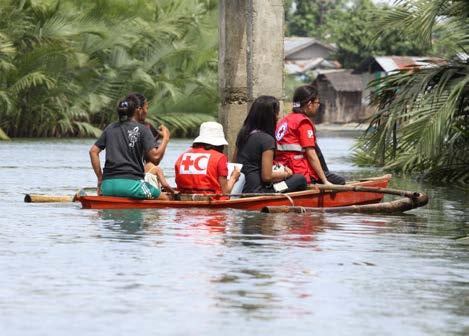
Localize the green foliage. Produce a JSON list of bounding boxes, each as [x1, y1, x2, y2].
[[354, 0, 469, 183], [285, 0, 430, 68], [327, 0, 429, 68], [0, 0, 218, 138], [285, 0, 345, 39]]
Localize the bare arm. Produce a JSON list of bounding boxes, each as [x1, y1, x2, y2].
[[153, 166, 175, 194], [305, 147, 331, 185], [219, 168, 241, 194], [261, 150, 292, 183], [146, 125, 170, 165], [89, 145, 103, 193]]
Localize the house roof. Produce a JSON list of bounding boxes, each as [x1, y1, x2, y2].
[[316, 69, 364, 92], [355, 56, 446, 73], [284, 37, 335, 58]]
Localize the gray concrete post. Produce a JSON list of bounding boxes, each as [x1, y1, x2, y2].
[[219, 0, 284, 159], [247, 0, 284, 101], [218, 0, 248, 160]]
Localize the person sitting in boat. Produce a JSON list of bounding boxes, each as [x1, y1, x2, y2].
[[174, 122, 241, 196], [275, 85, 345, 185], [128, 93, 175, 194], [234, 95, 307, 193], [89, 93, 170, 199]]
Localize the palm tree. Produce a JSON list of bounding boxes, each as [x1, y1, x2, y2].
[[354, 0, 469, 184], [0, 0, 218, 139]]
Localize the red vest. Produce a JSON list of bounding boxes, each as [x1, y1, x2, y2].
[[175, 147, 225, 194], [275, 112, 318, 183]]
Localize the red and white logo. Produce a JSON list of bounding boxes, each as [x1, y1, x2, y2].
[[179, 153, 210, 174], [276, 122, 288, 141]]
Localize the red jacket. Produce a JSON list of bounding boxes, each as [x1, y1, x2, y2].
[[275, 112, 319, 183], [175, 147, 227, 194]]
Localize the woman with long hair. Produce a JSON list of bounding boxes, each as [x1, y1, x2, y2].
[[235, 95, 307, 193], [275, 85, 345, 185], [89, 93, 171, 199]]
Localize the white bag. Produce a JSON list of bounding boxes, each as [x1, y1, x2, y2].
[[144, 172, 160, 189]]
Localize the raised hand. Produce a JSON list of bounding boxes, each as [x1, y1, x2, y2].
[[158, 125, 170, 141]]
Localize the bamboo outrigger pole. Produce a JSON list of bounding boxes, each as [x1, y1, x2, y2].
[[24, 194, 76, 203], [262, 190, 429, 214]]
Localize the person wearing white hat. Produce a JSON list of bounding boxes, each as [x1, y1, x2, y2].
[[174, 122, 240, 196]]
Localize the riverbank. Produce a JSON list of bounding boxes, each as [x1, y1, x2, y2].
[[316, 122, 368, 132], [0, 123, 368, 142]]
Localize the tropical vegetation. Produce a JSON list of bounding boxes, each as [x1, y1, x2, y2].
[[285, 0, 430, 69], [354, 0, 469, 183], [0, 0, 218, 140]]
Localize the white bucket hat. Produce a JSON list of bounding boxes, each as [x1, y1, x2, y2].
[[193, 121, 228, 146]]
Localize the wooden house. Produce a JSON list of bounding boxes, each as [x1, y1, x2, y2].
[[313, 70, 365, 123]]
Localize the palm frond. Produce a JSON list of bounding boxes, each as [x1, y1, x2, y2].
[[355, 59, 469, 181], [10, 71, 56, 94], [148, 112, 215, 137]]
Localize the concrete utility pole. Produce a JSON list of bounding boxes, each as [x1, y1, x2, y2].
[[219, 0, 284, 159]]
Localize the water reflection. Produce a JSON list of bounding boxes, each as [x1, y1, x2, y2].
[[211, 264, 278, 316], [95, 209, 161, 239], [229, 212, 332, 248]]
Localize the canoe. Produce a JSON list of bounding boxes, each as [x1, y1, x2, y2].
[[76, 174, 392, 211]]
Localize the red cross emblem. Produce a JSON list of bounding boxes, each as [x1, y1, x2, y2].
[[179, 153, 210, 174]]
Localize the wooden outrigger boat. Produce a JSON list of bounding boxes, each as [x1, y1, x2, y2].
[[25, 174, 428, 213], [75, 174, 420, 211]]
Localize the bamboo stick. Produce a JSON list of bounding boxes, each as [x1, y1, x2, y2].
[[262, 193, 429, 214], [308, 184, 420, 199], [24, 194, 76, 203], [178, 185, 418, 200]]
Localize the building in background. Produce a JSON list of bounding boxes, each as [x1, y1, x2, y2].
[[284, 37, 340, 77], [313, 69, 365, 124], [355, 56, 446, 105]]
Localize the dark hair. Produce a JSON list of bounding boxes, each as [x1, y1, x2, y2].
[[292, 85, 318, 113], [235, 95, 279, 151], [117, 93, 147, 122], [193, 143, 224, 153], [133, 93, 146, 108]]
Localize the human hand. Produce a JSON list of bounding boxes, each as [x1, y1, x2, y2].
[[158, 125, 170, 141], [323, 180, 333, 186], [161, 182, 176, 194], [285, 166, 293, 177], [231, 167, 241, 181], [97, 179, 102, 195]]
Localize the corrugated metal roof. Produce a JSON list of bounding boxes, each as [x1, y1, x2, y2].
[[316, 70, 364, 92], [374, 56, 446, 72]]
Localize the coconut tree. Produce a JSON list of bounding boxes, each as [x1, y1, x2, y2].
[[354, 0, 469, 184]]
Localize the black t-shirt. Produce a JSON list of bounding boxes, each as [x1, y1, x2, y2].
[[236, 131, 276, 193], [95, 121, 156, 180]]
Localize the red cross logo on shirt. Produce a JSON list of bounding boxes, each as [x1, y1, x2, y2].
[[181, 155, 194, 170], [179, 153, 210, 174]]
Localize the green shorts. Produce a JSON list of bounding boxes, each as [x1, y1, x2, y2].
[[101, 178, 161, 199]]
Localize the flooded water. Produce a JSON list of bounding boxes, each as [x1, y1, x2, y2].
[[0, 133, 468, 336]]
